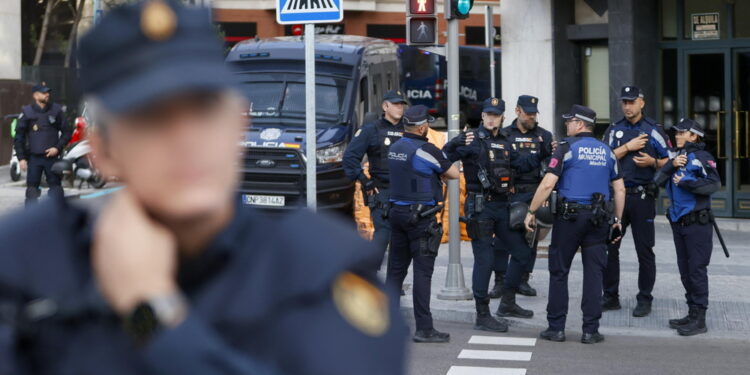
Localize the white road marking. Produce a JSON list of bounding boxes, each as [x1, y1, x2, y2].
[[458, 349, 532, 361], [468, 336, 537, 347], [446, 366, 527, 375]]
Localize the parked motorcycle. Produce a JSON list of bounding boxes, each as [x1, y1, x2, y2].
[[51, 139, 107, 189], [4, 114, 23, 182]]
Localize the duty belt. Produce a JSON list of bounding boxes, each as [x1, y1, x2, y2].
[[672, 209, 713, 226], [626, 186, 646, 194], [467, 191, 507, 202]]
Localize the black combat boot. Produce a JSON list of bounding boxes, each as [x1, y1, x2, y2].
[[632, 300, 652, 317], [413, 328, 450, 343], [496, 288, 534, 318], [669, 306, 697, 329], [517, 273, 537, 297], [488, 272, 505, 299], [601, 294, 621, 311], [677, 308, 707, 336], [474, 298, 508, 332]]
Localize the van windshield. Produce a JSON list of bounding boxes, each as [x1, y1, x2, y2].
[[238, 73, 349, 125], [399, 47, 438, 81]]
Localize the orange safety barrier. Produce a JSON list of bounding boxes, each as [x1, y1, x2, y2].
[[352, 128, 471, 242]]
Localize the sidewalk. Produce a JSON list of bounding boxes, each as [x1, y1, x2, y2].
[[385, 221, 750, 340]]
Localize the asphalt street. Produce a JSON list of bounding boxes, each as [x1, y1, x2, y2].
[[406, 318, 749, 375]]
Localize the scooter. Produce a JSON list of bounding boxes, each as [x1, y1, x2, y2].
[[4, 114, 23, 182], [52, 139, 107, 189]]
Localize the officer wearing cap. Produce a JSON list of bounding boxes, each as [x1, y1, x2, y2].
[[654, 118, 720, 336], [443, 97, 544, 333], [343, 89, 407, 263], [525, 104, 625, 344], [0, 1, 406, 374], [386, 105, 459, 343], [489, 95, 554, 299], [601, 86, 671, 317], [14, 83, 72, 205]]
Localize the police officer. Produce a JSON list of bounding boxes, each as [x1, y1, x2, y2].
[[489, 95, 554, 299], [601, 86, 670, 317], [14, 83, 72, 205], [525, 104, 625, 344], [386, 105, 459, 343], [654, 118, 720, 336], [0, 2, 406, 374], [343, 89, 406, 262], [443, 98, 542, 332]]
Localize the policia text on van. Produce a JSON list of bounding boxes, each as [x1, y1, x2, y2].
[[226, 36, 400, 211]]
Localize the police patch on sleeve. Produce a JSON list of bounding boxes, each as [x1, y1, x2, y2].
[[615, 130, 624, 139], [332, 272, 390, 337]]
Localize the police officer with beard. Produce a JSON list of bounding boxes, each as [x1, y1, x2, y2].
[[443, 98, 542, 333], [654, 118, 720, 336], [14, 84, 72, 205], [344, 90, 407, 263], [601, 86, 670, 317], [386, 105, 459, 343], [489, 95, 553, 299], [525, 104, 625, 344]]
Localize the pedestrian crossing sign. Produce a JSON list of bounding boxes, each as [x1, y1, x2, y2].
[[276, 0, 344, 25]]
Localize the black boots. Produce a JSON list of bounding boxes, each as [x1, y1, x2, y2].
[[413, 328, 450, 343], [539, 328, 565, 342], [601, 294, 622, 311], [632, 300, 652, 317], [488, 272, 505, 299], [496, 288, 534, 318], [581, 331, 605, 344], [669, 306, 697, 329], [517, 273, 537, 297], [677, 308, 707, 336], [474, 298, 508, 332]]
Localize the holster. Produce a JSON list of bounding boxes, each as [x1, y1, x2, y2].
[[419, 220, 443, 257]]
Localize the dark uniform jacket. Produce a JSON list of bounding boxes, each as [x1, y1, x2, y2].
[[14, 103, 72, 160], [657, 142, 721, 221], [0, 199, 407, 375], [503, 120, 553, 200], [443, 125, 542, 195], [343, 116, 405, 187], [602, 116, 669, 187]]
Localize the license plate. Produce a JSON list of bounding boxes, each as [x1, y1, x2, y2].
[[242, 194, 285, 207]]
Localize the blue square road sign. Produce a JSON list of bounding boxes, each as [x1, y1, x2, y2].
[[276, 0, 344, 24]]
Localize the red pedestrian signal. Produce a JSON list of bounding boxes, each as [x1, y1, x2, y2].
[[409, 0, 434, 15]]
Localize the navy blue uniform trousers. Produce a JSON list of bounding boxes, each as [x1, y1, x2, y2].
[[603, 194, 656, 302], [547, 211, 608, 333], [386, 205, 437, 331], [25, 155, 63, 204], [370, 188, 392, 265], [670, 221, 713, 309], [467, 199, 532, 299], [492, 191, 539, 276]]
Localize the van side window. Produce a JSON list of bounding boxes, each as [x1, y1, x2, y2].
[[359, 77, 368, 125], [373, 74, 381, 106]]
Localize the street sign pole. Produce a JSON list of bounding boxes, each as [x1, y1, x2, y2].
[[305, 23, 317, 210], [438, 14, 472, 301], [485, 5, 495, 97]]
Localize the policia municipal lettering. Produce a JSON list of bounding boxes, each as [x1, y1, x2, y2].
[[14, 84, 72, 205], [386, 105, 460, 343], [443, 98, 544, 333], [343, 90, 407, 264], [654, 118, 721, 337]]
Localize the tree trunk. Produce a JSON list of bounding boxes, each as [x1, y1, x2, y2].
[[64, 0, 86, 68], [33, 0, 60, 66]]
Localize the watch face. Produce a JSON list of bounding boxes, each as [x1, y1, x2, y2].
[[125, 302, 159, 344]]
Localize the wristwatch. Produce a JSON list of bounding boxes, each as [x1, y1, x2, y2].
[[123, 293, 188, 345]]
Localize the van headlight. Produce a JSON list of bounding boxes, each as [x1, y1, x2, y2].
[[316, 143, 346, 164]]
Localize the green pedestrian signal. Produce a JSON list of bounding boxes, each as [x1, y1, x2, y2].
[[447, 0, 473, 20]]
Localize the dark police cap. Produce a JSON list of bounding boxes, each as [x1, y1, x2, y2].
[[383, 89, 408, 104], [620, 86, 644, 100], [517, 95, 539, 113], [32, 83, 51, 93], [404, 105, 435, 125], [482, 97, 505, 114], [673, 117, 705, 137], [78, 0, 234, 114], [562, 104, 596, 123]]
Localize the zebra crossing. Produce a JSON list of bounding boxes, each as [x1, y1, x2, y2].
[[445, 335, 536, 375]]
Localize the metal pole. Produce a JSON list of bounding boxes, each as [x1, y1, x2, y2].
[[93, 0, 102, 24], [438, 16, 472, 301], [305, 24, 317, 210], [485, 5, 496, 97]]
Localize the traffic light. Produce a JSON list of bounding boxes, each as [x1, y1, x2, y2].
[[446, 0, 474, 20], [406, 0, 437, 46]]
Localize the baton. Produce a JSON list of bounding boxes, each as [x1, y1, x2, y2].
[[712, 220, 730, 258]]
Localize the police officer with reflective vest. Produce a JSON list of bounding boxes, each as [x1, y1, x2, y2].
[[14, 84, 72, 205], [489, 95, 554, 299], [654, 118, 720, 336], [525, 104, 625, 344], [386, 105, 459, 343], [601, 86, 670, 317], [443, 98, 542, 333], [343, 90, 407, 262]]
